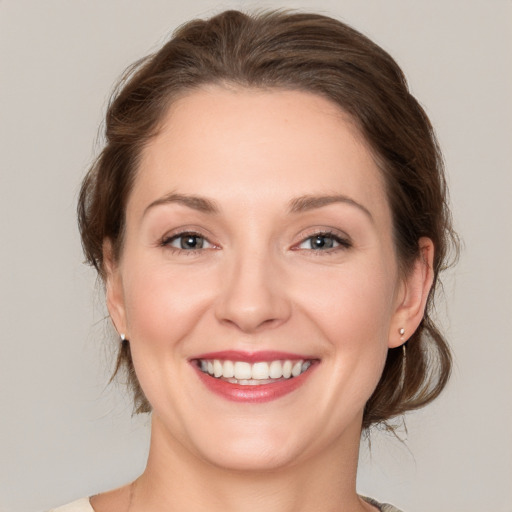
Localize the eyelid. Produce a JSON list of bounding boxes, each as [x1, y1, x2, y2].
[[291, 228, 353, 251], [159, 227, 219, 252], [157, 226, 351, 253]]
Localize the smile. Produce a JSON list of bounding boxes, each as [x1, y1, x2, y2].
[[197, 358, 313, 385], [192, 351, 318, 403]]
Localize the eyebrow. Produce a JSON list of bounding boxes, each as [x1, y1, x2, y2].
[[143, 193, 220, 216], [288, 194, 373, 222], [143, 192, 373, 221]]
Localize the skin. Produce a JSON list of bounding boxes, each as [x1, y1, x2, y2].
[[93, 87, 434, 512]]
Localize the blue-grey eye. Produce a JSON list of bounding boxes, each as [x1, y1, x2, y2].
[[311, 235, 334, 249], [165, 233, 211, 250], [180, 235, 204, 249], [298, 233, 349, 250]]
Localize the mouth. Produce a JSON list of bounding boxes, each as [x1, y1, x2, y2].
[[195, 358, 313, 385], [191, 351, 318, 403]]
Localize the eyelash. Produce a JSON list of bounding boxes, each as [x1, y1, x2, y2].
[[160, 230, 352, 254], [294, 231, 352, 253], [160, 231, 215, 254]]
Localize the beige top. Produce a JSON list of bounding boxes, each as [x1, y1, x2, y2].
[[48, 496, 403, 512], [48, 498, 93, 512]]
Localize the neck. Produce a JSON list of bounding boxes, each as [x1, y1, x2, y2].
[[132, 414, 369, 512]]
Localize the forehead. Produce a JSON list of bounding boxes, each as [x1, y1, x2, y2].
[[132, 86, 390, 221]]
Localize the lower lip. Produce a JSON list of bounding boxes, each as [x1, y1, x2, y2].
[[193, 364, 317, 403]]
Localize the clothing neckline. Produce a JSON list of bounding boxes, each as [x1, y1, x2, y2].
[[84, 495, 386, 512]]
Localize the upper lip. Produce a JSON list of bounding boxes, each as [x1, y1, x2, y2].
[[191, 350, 317, 363]]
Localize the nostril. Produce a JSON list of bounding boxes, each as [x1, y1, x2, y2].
[[219, 315, 281, 333], [214, 259, 292, 332]]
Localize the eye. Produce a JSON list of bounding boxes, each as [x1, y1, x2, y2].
[[162, 232, 214, 251], [297, 232, 351, 251]]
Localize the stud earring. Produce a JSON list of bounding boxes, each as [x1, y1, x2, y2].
[[120, 333, 126, 341], [399, 327, 405, 336]]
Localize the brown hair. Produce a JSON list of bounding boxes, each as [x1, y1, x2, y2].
[[78, 10, 458, 428]]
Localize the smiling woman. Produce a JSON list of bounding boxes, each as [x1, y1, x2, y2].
[[55, 9, 457, 512]]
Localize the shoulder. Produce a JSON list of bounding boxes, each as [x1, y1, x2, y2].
[[362, 496, 404, 512], [47, 498, 94, 512]]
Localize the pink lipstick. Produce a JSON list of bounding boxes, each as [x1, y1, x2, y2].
[[191, 351, 318, 403]]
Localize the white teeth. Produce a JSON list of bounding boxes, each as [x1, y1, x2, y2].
[[223, 360, 234, 378], [213, 360, 223, 378], [251, 362, 269, 379], [234, 361, 252, 380], [282, 360, 292, 378], [291, 361, 302, 377], [239, 379, 260, 386], [199, 358, 313, 382], [269, 360, 283, 379]]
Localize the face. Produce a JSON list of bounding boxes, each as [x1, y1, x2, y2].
[[106, 87, 424, 471]]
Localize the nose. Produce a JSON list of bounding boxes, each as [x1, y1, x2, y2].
[[214, 249, 292, 333]]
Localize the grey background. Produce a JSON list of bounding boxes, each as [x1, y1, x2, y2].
[[1, 1, 511, 511]]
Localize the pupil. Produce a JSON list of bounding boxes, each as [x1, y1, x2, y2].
[[312, 236, 332, 249], [181, 235, 202, 249]]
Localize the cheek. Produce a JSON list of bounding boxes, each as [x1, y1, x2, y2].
[[121, 257, 217, 350], [294, 259, 396, 401], [119, 257, 220, 417], [299, 261, 396, 344]]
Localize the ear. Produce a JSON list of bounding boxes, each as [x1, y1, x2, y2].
[[103, 239, 127, 338], [388, 237, 435, 348]]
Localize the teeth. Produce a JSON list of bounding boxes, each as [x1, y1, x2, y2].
[[291, 361, 302, 377], [302, 361, 311, 372], [199, 358, 313, 383], [239, 379, 260, 386], [282, 360, 292, 378], [223, 360, 234, 378], [251, 362, 269, 379], [234, 361, 252, 380], [213, 360, 223, 378], [269, 360, 283, 379]]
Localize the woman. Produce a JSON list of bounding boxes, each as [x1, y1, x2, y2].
[[52, 9, 456, 512]]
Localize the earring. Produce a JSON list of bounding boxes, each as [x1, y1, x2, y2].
[[120, 333, 126, 342], [399, 327, 405, 336]]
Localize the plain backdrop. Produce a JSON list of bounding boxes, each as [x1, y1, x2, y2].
[[1, 1, 511, 511]]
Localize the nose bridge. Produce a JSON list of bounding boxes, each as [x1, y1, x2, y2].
[[215, 241, 290, 332]]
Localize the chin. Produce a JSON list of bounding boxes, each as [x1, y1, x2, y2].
[[197, 435, 304, 472], [155, 409, 310, 472]]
